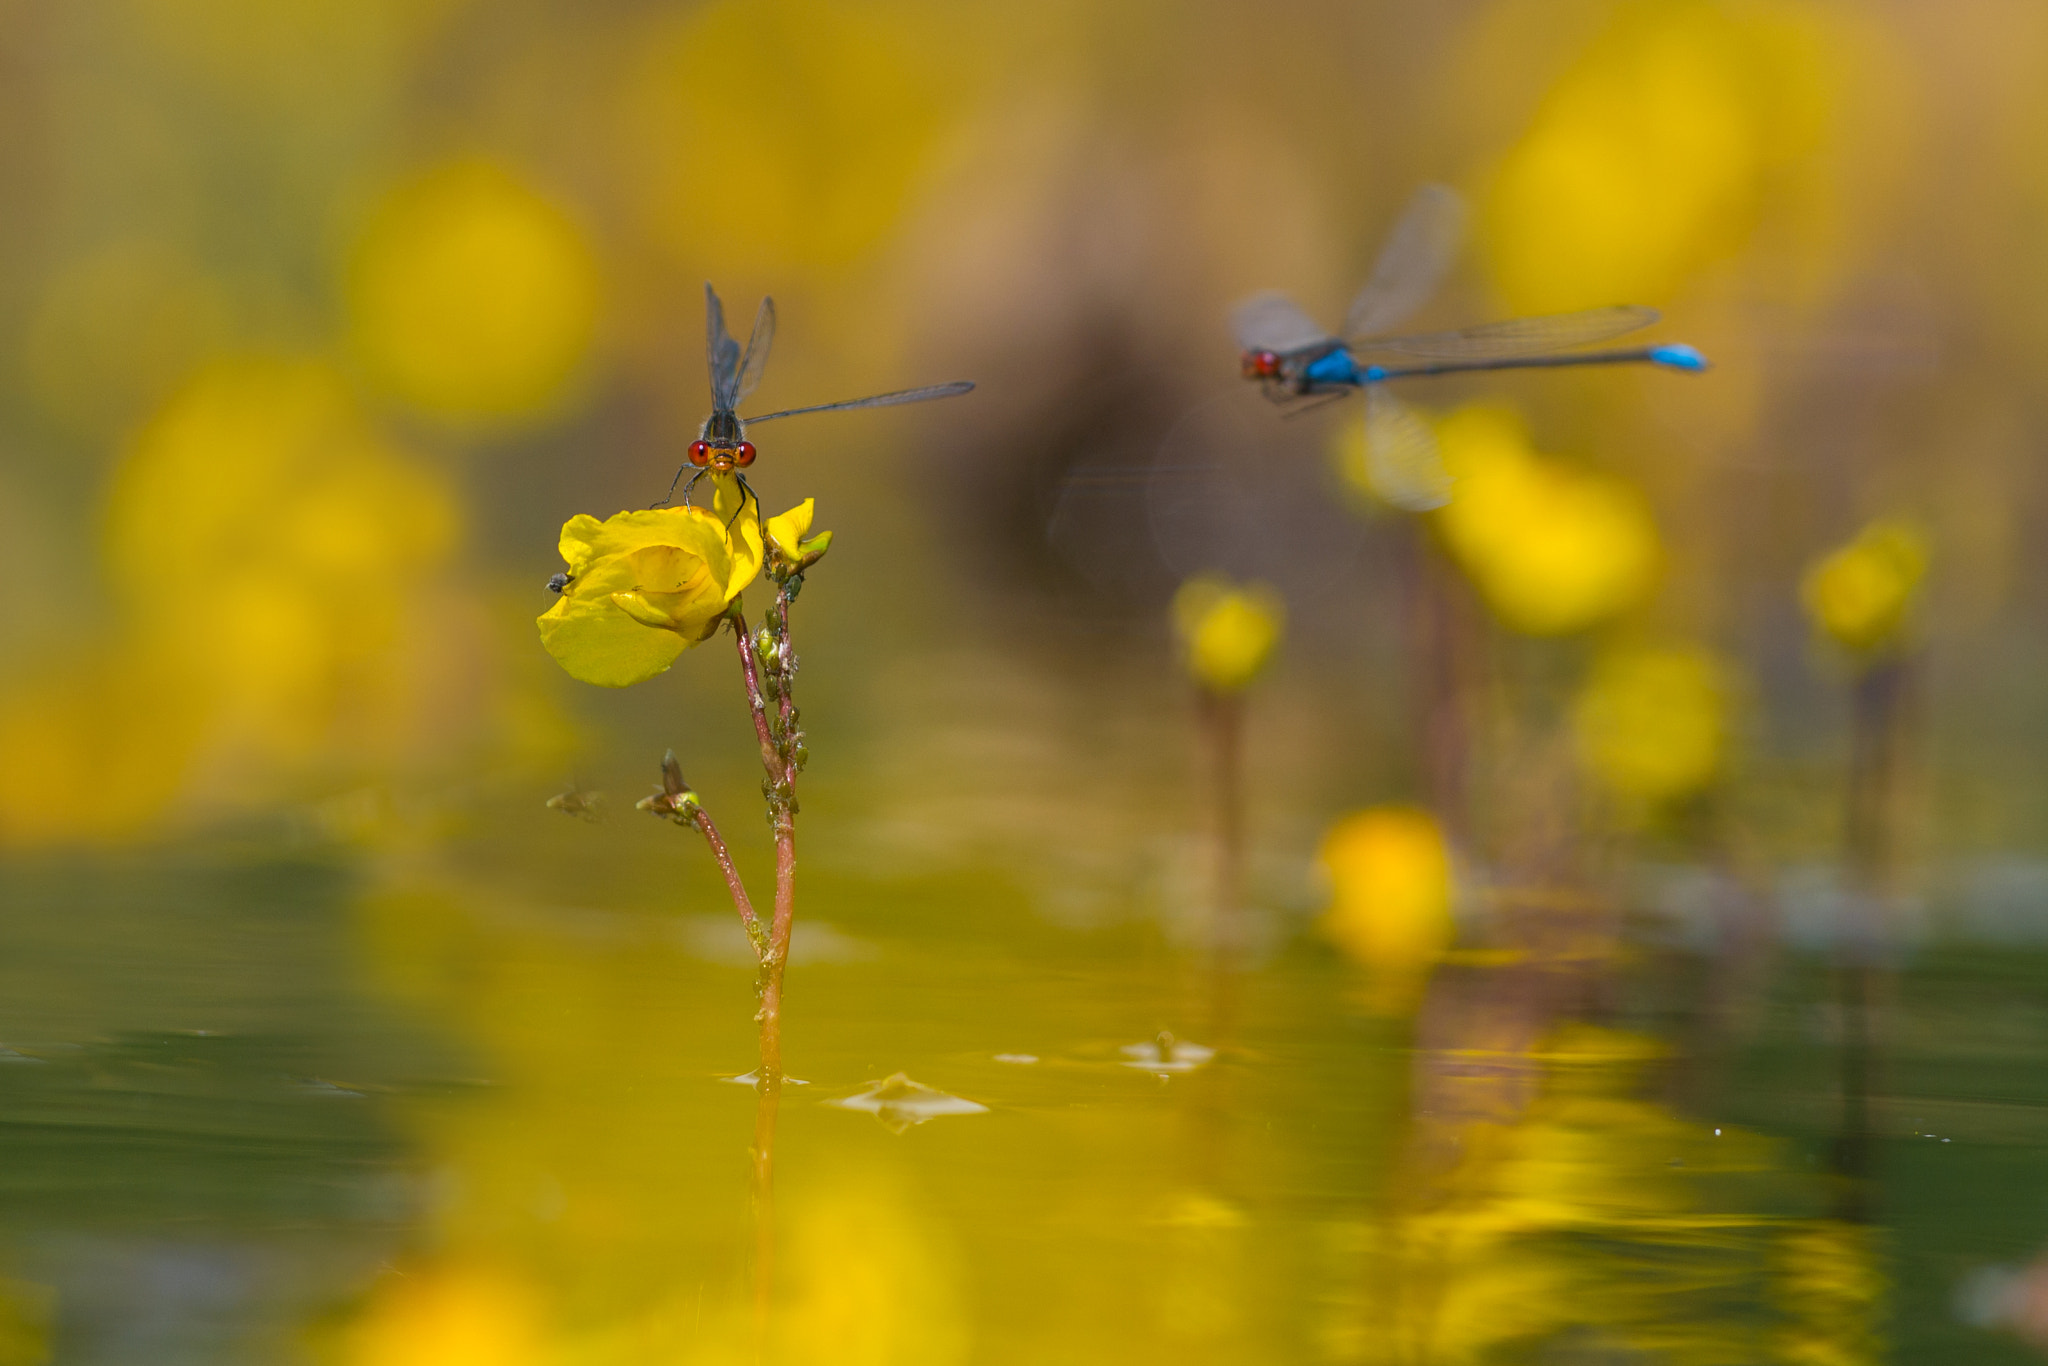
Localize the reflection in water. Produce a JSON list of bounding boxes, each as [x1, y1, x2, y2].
[[1373, 1008, 1886, 1366], [825, 1075, 990, 1135]]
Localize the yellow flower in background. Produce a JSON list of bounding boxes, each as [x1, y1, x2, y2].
[[1434, 404, 1659, 636], [2, 353, 556, 846], [345, 1266, 543, 1366], [1479, 0, 1854, 312], [0, 645, 207, 847], [766, 497, 835, 567], [626, 0, 967, 273], [349, 160, 600, 425], [1572, 644, 1731, 806], [1171, 575, 1284, 694], [107, 357, 462, 757], [1801, 519, 1928, 655], [1317, 806, 1454, 1013], [774, 1180, 970, 1366], [538, 480, 768, 688]]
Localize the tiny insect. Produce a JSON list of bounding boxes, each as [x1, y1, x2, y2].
[[547, 572, 571, 594], [545, 786, 603, 821], [635, 749, 700, 823], [660, 283, 976, 516], [1235, 184, 1709, 511]]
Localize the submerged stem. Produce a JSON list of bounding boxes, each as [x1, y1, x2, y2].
[[1201, 688, 1246, 1039]]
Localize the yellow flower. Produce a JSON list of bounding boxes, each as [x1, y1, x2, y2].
[[1801, 519, 1928, 655], [1572, 644, 1731, 806], [1318, 807, 1455, 1013], [349, 160, 600, 426], [1434, 404, 1660, 636], [1171, 574, 1284, 694], [538, 481, 763, 688], [345, 1266, 542, 1366], [765, 497, 834, 567]]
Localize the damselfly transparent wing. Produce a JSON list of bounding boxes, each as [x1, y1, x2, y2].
[[1342, 184, 1466, 342], [1371, 305, 1660, 360], [1364, 386, 1451, 511], [705, 283, 743, 410], [1231, 291, 1336, 354], [1045, 379, 1374, 601], [743, 382, 974, 425], [734, 296, 776, 405]]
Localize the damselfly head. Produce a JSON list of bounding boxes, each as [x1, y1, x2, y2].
[[1241, 350, 1281, 380], [689, 442, 751, 472], [547, 572, 571, 594]]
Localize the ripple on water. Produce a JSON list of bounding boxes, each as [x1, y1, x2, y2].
[[826, 1073, 990, 1134], [1120, 1032, 1214, 1077]]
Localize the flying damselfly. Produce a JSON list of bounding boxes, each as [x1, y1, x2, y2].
[[661, 282, 976, 516], [1234, 184, 1708, 511]]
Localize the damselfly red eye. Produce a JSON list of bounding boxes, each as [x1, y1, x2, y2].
[[734, 441, 756, 468], [688, 440, 711, 467]]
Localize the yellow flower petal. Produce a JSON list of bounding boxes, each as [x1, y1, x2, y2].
[[537, 593, 688, 687], [766, 499, 815, 560], [557, 514, 606, 574]]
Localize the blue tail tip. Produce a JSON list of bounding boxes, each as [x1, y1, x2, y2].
[[1650, 343, 1710, 372]]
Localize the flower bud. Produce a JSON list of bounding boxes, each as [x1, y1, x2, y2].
[[1801, 519, 1928, 656], [1171, 574, 1284, 694]]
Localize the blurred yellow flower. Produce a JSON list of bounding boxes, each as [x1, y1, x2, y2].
[[766, 497, 834, 567], [1480, 1, 1852, 312], [774, 1180, 970, 1366], [349, 160, 600, 425], [538, 481, 766, 688], [1434, 404, 1659, 636], [1572, 644, 1730, 806], [1318, 806, 1454, 1012], [345, 1266, 542, 1366], [1801, 519, 1928, 655], [1171, 575, 1283, 695], [627, 0, 966, 273], [104, 356, 467, 767], [0, 644, 205, 847]]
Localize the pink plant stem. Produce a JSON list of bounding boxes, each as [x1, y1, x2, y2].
[[693, 809, 766, 953], [731, 609, 781, 778], [728, 594, 802, 1343]]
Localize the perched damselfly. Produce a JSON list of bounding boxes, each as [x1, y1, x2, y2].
[[662, 283, 975, 514]]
